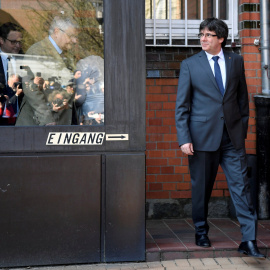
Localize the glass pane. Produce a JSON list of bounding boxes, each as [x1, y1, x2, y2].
[[146, 0, 228, 20], [203, 0, 214, 19], [0, 0, 104, 126], [156, 0, 168, 19], [204, 0, 228, 19], [145, 0, 184, 20], [219, 0, 228, 20], [172, 0, 184, 20], [146, 0, 152, 19], [188, 0, 200, 19]]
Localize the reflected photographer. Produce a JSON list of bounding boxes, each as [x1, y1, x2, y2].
[[16, 16, 78, 126]]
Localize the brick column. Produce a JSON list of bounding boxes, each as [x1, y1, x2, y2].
[[239, 0, 261, 155]]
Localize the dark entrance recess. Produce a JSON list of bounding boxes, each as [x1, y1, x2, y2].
[[0, 0, 145, 267]]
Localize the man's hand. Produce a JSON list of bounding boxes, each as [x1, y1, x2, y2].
[[33, 76, 44, 91], [180, 143, 194, 155], [52, 99, 69, 112], [62, 99, 69, 110], [16, 86, 23, 96], [33, 76, 44, 85]]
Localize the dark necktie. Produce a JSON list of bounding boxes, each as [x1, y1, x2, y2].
[[6, 57, 9, 86], [212, 56, 224, 96]]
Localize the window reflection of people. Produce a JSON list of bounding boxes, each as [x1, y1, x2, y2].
[[0, 22, 23, 125], [16, 16, 78, 126], [83, 81, 104, 125]]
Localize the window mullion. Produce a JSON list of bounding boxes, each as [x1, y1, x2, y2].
[[185, 0, 188, 46], [169, 0, 172, 46], [231, 0, 234, 43], [200, 0, 203, 20], [153, 0, 156, 46]]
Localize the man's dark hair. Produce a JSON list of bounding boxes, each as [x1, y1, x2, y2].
[[199, 17, 228, 48], [0, 22, 22, 39]]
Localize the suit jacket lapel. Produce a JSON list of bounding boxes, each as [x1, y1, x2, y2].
[[224, 51, 232, 94], [0, 55, 6, 86], [198, 50, 220, 93]]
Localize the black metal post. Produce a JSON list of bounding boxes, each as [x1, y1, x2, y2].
[[254, 96, 270, 219]]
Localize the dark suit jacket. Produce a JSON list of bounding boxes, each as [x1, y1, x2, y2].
[[0, 55, 6, 87], [175, 50, 249, 151]]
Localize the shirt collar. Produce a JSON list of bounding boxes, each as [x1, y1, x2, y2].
[[205, 48, 224, 61], [48, 35, 62, 55], [0, 49, 9, 61]]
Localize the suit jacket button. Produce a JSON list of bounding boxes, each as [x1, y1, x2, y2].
[[221, 117, 224, 120]]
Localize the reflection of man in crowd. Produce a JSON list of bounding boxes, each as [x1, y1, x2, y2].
[[75, 55, 104, 125], [73, 70, 81, 80], [25, 16, 77, 62], [16, 16, 78, 126], [8, 74, 24, 120], [0, 22, 23, 125], [8, 73, 20, 88]]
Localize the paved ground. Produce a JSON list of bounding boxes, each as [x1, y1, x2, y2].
[[8, 257, 270, 270], [2, 219, 270, 270], [146, 219, 270, 261]]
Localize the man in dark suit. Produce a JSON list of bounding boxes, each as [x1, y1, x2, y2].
[[175, 18, 265, 258], [0, 22, 23, 125]]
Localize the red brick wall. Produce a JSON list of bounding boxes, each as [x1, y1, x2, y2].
[[146, 0, 261, 201], [239, 0, 261, 155], [146, 78, 191, 200]]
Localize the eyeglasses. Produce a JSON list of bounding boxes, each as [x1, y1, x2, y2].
[[59, 29, 77, 40], [5, 38, 22, 46], [198, 33, 217, 39]]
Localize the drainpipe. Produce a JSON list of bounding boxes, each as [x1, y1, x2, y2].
[[260, 0, 270, 95], [254, 0, 270, 219]]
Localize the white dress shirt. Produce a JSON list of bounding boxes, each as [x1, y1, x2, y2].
[[0, 50, 16, 83], [205, 49, 226, 90], [49, 35, 62, 55], [0, 50, 10, 83]]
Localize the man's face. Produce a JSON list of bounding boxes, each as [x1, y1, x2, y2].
[[0, 31, 22, 54], [74, 70, 81, 79], [66, 85, 74, 94], [56, 27, 77, 51], [8, 74, 19, 88], [200, 28, 223, 55]]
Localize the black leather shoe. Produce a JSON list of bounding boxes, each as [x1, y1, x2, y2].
[[238, 240, 266, 259], [195, 234, 211, 247]]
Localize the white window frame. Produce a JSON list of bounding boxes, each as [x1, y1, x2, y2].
[[145, 0, 238, 47]]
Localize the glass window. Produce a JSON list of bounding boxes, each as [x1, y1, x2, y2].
[[145, 0, 234, 46], [188, 0, 200, 20], [0, 0, 104, 126], [145, 0, 228, 20], [146, 0, 185, 19]]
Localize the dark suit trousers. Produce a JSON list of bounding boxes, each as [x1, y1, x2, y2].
[[188, 127, 257, 242]]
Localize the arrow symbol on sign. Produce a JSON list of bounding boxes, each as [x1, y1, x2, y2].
[[108, 135, 126, 139], [106, 134, 129, 141]]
